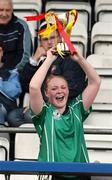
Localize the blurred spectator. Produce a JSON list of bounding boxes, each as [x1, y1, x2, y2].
[[0, 0, 33, 71], [0, 41, 22, 125], [7, 106, 32, 127]]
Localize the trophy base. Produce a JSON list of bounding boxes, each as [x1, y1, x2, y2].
[[53, 42, 70, 56], [52, 51, 70, 56]]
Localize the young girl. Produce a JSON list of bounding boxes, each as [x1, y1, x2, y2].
[[29, 48, 101, 180]]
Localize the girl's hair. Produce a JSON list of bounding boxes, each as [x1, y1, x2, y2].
[[44, 74, 68, 90]]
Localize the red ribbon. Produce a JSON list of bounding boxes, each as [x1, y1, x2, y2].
[[25, 13, 45, 21], [55, 15, 76, 55]]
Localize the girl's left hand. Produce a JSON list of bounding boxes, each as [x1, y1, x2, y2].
[[71, 50, 84, 63]]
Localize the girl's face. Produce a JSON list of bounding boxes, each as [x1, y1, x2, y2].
[[45, 76, 69, 111]]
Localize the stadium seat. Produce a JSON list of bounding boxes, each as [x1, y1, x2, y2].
[[0, 137, 10, 161], [22, 93, 29, 107], [91, 22, 112, 55], [9, 174, 40, 180], [84, 76, 112, 168], [45, 1, 91, 32], [84, 112, 112, 164], [0, 175, 6, 180], [92, 77, 112, 111], [13, 0, 42, 46], [71, 22, 88, 57], [9, 174, 52, 180], [13, 0, 42, 10], [84, 111, 112, 129], [86, 54, 112, 76], [95, 0, 112, 22], [14, 124, 40, 161], [85, 133, 112, 163]]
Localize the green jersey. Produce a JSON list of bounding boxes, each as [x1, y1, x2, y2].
[[31, 94, 91, 163]]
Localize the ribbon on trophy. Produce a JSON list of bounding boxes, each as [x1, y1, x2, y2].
[[25, 9, 78, 57]]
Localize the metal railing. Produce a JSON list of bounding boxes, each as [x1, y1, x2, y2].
[[0, 126, 112, 134]]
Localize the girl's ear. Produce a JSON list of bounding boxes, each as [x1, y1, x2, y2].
[[44, 90, 49, 102], [45, 90, 48, 98]]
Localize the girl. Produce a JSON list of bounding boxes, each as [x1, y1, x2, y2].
[[29, 48, 101, 180]]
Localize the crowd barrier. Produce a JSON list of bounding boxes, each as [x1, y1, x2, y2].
[[0, 161, 112, 176], [0, 127, 112, 177], [0, 127, 112, 134]]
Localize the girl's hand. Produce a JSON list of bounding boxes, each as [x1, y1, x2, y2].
[[46, 47, 57, 62], [71, 50, 85, 63]]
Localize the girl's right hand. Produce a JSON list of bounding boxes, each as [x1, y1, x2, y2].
[[46, 47, 57, 62]]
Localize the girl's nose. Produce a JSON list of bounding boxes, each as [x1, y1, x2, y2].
[[58, 88, 62, 93]]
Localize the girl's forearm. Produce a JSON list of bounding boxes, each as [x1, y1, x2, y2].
[[72, 54, 100, 85], [29, 57, 53, 90]]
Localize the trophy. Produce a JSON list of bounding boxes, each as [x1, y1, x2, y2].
[[25, 9, 77, 57], [53, 42, 70, 56], [57, 12, 69, 27], [55, 10, 78, 57], [54, 12, 71, 56]]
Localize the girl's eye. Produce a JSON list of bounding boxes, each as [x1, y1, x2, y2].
[[52, 88, 57, 91], [62, 86, 66, 89]]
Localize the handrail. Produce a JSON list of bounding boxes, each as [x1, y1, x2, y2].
[[0, 127, 36, 133], [0, 161, 112, 176], [0, 127, 112, 134]]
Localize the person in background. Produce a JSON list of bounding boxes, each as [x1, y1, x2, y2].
[[0, 0, 33, 71], [29, 47, 101, 180], [0, 40, 22, 126]]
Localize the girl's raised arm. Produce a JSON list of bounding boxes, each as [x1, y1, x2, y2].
[[71, 51, 101, 111], [29, 48, 57, 114]]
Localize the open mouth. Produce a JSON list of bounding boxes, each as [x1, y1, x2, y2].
[[56, 95, 64, 101]]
